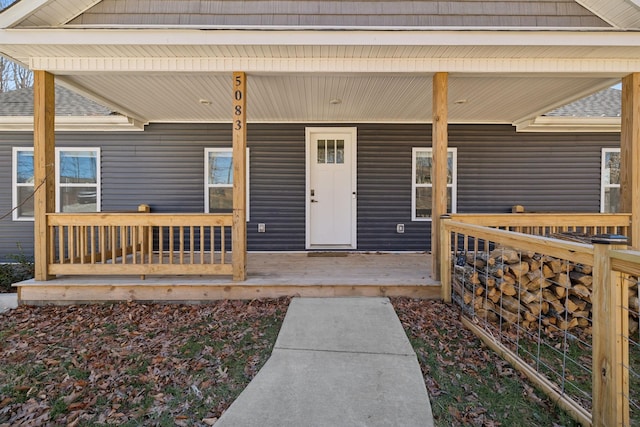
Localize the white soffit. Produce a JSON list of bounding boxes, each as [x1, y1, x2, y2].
[[576, 0, 640, 29]]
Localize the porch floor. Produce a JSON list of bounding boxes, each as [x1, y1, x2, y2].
[[17, 253, 440, 304]]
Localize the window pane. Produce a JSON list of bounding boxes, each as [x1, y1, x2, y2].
[[604, 151, 620, 185], [336, 140, 344, 164], [416, 152, 432, 184], [17, 186, 34, 218], [60, 187, 97, 213], [447, 152, 454, 184], [415, 187, 432, 218], [209, 188, 233, 213], [208, 152, 233, 185], [447, 187, 452, 212], [16, 151, 34, 184], [605, 187, 620, 213], [317, 140, 326, 164], [59, 151, 97, 184], [327, 139, 335, 163]]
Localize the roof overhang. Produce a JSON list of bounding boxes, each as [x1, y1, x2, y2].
[[0, 115, 144, 131], [515, 116, 621, 133], [0, 28, 636, 127]]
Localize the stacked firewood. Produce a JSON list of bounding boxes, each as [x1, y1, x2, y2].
[[452, 247, 640, 337]]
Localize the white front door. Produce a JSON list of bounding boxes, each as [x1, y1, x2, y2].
[[306, 127, 357, 249]]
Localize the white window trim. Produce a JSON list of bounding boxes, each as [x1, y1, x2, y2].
[[12, 147, 34, 221], [601, 147, 620, 213], [55, 147, 101, 213], [204, 147, 250, 221], [13, 147, 101, 221], [411, 147, 457, 222]]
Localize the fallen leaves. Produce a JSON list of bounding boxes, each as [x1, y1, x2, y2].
[[0, 298, 289, 426]]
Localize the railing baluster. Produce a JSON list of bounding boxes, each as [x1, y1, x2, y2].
[[49, 224, 56, 264], [189, 226, 194, 264], [148, 226, 153, 265], [158, 225, 164, 264], [210, 226, 215, 264], [68, 226, 75, 264], [111, 226, 117, 265], [179, 226, 185, 265], [121, 225, 127, 264], [132, 226, 138, 264], [221, 225, 226, 265], [200, 225, 205, 264], [169, 226, 174, 264]]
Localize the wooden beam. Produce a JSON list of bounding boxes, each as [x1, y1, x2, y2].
[[432, 72, 449, 281], [620, 73, 640, 248], [33, 70, 55, 281], [232, 72, 247, 281]]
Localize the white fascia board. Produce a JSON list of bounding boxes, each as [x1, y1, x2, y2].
[[0, 115, 145, 131], [0, 0, 51, 29], [515, 116, 621, 132], [3, 28, 640, 47], [27, 56, 640, 74]]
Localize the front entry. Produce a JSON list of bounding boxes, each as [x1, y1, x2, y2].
[[306, 127, 357, 249]]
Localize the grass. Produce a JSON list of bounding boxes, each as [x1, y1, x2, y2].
[[393, 298, 580, 427]]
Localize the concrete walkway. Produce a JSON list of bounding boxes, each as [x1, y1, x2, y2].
[[215, 297, 434, 426], [0, 293, 18, 314]]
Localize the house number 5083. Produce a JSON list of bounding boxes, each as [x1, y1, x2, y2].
[[234, 75, 244, 131]]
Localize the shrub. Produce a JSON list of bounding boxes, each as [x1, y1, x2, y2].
[[0, 252, 34, 293]]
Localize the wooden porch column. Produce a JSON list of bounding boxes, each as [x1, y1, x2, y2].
[[620, 73, 640, 248], [232, 72, 247, 281], [33, 70, 56, 281], [432, 72, 449, 281]]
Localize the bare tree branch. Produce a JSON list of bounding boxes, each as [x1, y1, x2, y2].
[[0, 55, 33, 92]]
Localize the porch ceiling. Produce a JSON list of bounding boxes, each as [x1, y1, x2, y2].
[[54, 73, 616, 125]]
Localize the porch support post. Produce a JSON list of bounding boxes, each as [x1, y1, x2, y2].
[[33, 70, 56, 281], [432, 72, 449, 282], [620, 73, 640, 248], [232, 71, 247, 281]]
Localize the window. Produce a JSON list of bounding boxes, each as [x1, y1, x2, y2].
[[601, 148, 620, 213], [12, 147, 101, 220], [205, 148, 249, 220], [12, 148, 34, 220], [317, 139, 345, 164], [412, 147, 457, 221]]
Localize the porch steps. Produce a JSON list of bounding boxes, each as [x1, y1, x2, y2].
[[15, 253, 441, 304]]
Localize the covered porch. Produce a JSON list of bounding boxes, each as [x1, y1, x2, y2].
[[3, 1, 640, 305], [16, 252, 439, 304]]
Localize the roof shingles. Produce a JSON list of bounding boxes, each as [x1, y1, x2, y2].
[[0, 85, 113, 117]]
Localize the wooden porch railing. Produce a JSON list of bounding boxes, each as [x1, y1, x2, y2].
[[46, 212, 234, 276], [440, 214, 639, 426], [447, 213, 631, 238]]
